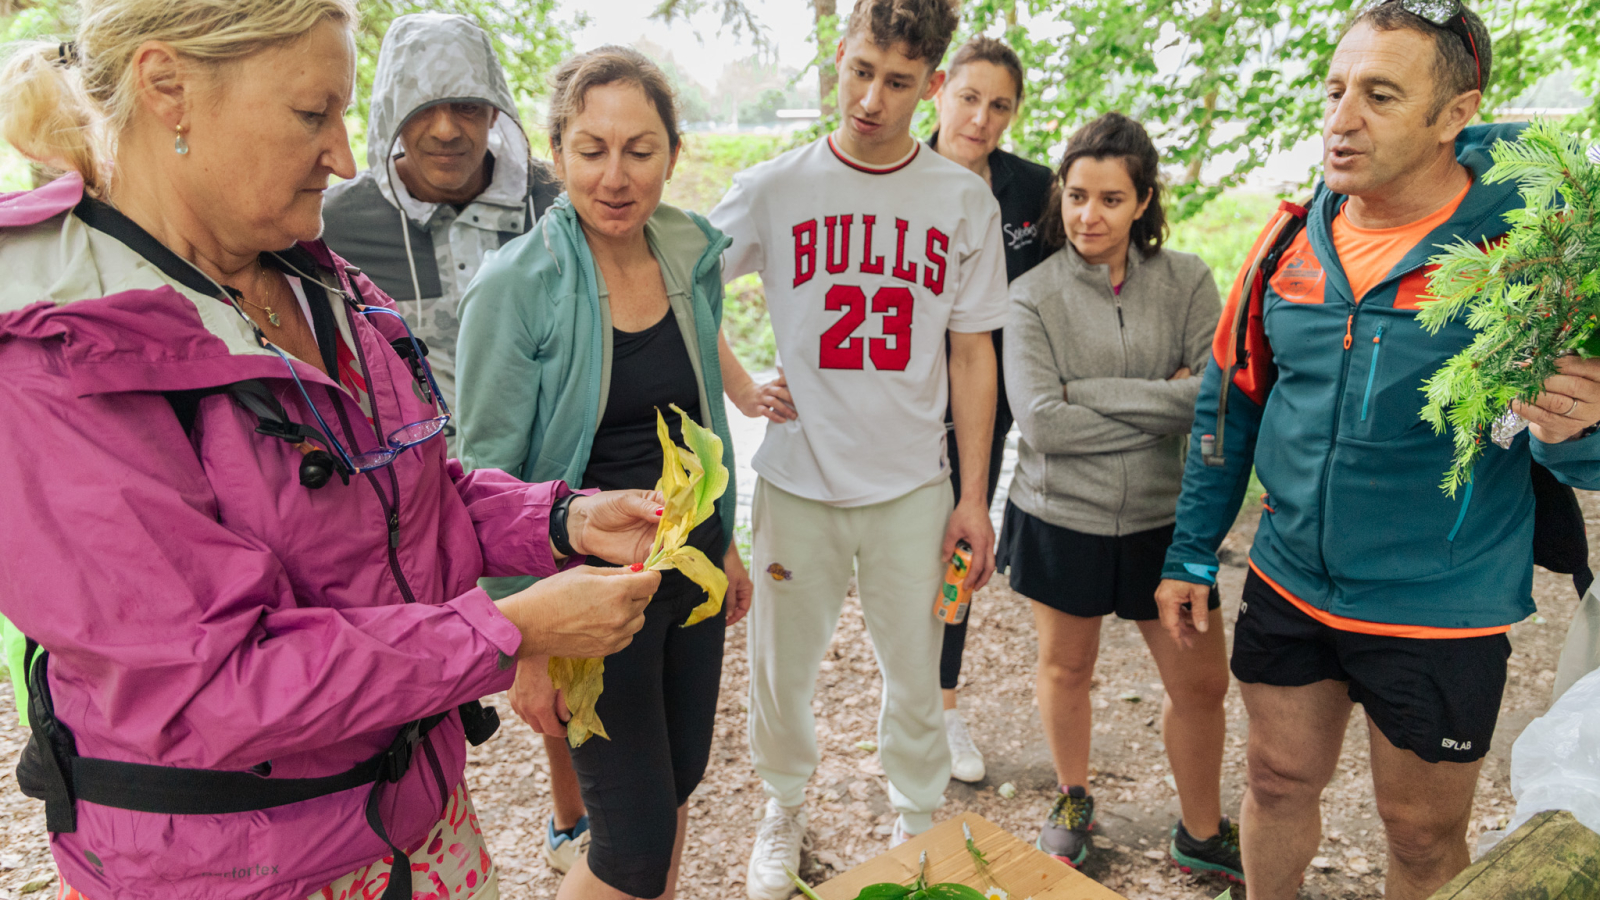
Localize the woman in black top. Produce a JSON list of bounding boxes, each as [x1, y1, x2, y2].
[[456, 48, 752, 900], [928, 36, 1054, 785]]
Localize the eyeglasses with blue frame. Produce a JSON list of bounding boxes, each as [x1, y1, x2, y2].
[[197, 250, 452, 479], [259, 303, 451, 477]]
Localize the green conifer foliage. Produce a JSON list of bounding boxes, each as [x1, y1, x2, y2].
[[1420, 121, 1600, 496]]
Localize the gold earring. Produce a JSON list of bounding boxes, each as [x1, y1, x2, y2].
[[174, 125, 189, 155]]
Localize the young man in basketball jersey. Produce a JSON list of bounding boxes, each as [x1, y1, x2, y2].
[[709, 1, 1009, 895]]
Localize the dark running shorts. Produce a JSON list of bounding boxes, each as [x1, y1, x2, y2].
[[997, 501, 1218, 621], [1231, 568, 1511, 764]]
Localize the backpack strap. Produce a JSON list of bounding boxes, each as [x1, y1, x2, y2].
[[1531, 461, 1594, 597], [165, 380, 333, 447], [1203, 199, 1308, 467]]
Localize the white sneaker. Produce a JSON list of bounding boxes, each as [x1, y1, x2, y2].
[[945, 709, 986, 783], [890, 816, 913, 848], [542, 814, 590, 874], [746, 799, 808, 900]]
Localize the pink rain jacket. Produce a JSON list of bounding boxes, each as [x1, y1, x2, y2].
[[0, 175, 570, 899]]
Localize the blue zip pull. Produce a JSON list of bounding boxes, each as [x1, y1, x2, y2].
[[1360, 325, 1386, 421]]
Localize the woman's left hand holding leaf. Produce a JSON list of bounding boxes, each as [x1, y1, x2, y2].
[[509, 655, 570, 738], [568, 489, 665, 565]]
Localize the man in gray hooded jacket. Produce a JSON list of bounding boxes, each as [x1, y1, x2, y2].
[[322, 12, 559, 413], [320, 10, 582, 871]]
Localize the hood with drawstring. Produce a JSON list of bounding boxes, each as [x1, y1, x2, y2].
[[321, 13, 558, 410], [363, 12, 532, 224]]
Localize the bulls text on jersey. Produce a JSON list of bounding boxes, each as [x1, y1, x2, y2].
[[791, 214, 949, 373]]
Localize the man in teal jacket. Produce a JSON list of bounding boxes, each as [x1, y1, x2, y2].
[[1156, 3, 1600, 898]]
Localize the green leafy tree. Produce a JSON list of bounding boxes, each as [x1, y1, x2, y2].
[[654, 0, 1600, 221], [960, 0, 1359, 220], [967, 0, 1600, 219], [1481, 0, 1600, 135]]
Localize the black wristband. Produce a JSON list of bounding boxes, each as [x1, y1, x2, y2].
[[549, 493, 577, 558]]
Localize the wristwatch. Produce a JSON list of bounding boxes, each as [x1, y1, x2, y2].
[[549, 493, 578, 558]]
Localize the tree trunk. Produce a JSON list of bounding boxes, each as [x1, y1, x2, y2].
[[816, 0, 838, 116], [1185, 87, 1218, 183], [1185, 0, 1226, 184]]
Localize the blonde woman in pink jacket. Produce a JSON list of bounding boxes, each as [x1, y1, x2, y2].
[[0, 3, 662, 898]]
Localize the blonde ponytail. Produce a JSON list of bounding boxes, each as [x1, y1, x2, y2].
[[0, 0, 358, 194], [0, 43, 106, 192]]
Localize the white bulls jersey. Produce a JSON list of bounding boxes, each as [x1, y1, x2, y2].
[[711, 135, 1009, 507]]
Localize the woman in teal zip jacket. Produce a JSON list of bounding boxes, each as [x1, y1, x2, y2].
[[455, 47, 752, 900]]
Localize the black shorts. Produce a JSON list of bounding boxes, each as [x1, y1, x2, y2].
[[568, 548, 726, 897], [997, 502, 1217, 621], [1231, 568, 1510, 764]]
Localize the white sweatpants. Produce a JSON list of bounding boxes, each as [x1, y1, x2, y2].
[[746, 477, 953, 833]]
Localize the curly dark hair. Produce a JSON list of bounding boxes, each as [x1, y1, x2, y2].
[[844, 0, 961, 67], [1039, 112, 1168, 259]]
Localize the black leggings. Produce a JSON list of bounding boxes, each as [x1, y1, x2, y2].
[[941, 363, 1012, 691], [566, 566, 726, 897]]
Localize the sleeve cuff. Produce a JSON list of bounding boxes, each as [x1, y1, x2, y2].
[[450, 586, 525, 682], [1534, 425, 1600, 461], [1162, 560, 1219, 585]]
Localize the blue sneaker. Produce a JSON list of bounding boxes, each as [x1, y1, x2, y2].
[[544, 815, 590, 874]]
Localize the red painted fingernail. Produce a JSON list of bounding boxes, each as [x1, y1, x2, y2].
[[630, 563, 645, 572], [654, 508, 664, 517]]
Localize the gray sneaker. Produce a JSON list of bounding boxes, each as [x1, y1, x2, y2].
[[1036, 786, 1095, 868]]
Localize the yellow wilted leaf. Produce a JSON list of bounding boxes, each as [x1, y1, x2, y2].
[[652, 412, 700, 550], [675, 405, 727, 529], [548, 656, 608, 747], [560, 408, 730, 748], [650, 544, 728, 626]]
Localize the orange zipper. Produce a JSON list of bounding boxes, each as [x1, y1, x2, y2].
[[1343, 314, 1354, 350]]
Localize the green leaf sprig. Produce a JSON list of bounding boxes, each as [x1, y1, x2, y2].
[[1418, 120, 1600, 496]]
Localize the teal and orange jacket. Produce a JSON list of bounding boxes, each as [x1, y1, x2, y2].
[[1162, 123, 1600, 632]]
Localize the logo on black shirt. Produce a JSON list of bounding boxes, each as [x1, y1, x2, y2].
[[1004, 220, 1038, 251]]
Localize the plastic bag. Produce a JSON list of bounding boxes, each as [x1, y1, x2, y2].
[[1552, 588, 1600, 703], [1478, 666, 1600, 856]]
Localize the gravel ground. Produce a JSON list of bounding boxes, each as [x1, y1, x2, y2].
[[0, 456, 1591, 899]]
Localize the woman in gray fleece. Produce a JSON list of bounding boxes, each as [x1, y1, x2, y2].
[[999, 113, 1238, 879]]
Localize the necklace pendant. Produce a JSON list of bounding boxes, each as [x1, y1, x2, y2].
[[267, 309, 281, 327]]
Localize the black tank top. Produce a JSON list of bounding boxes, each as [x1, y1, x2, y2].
[[582, 308, 723, 555]]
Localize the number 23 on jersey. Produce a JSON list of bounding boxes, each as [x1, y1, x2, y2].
[[793, 213, 949, 373]]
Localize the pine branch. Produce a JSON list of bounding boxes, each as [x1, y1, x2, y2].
[[1419, 120, 1600, 496]]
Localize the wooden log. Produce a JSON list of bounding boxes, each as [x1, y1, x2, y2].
[[1430, 810, 1600, 900]]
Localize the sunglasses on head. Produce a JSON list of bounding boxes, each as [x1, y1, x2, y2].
[[1383, 0, 1483, 92]]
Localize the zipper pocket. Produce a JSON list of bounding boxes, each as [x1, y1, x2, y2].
[[1360, 325, 1385, 421], [1447, 480, 1474, 542]]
